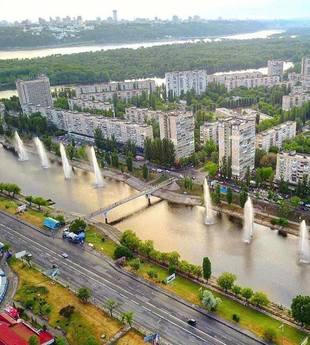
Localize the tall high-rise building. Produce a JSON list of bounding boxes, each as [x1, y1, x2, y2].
[[159, 111, 195, 160], [267, 60, 284, 77], [16, 75, 53, 110], [165, 69, 208, 97], [112, 10, 118, 22], [218, 117, 256, 178], [301, 57, 310, 78]]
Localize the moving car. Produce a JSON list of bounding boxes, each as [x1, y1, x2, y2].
[[187, 319, 197, 326], [61, 253, 69, 259]]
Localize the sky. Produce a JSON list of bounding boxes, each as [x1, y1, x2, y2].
[[1, 0, 310, 22]]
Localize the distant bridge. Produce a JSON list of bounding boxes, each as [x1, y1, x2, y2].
[[88, 177, 177, 222]]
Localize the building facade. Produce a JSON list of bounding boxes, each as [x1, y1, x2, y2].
[[282, 92, 310, 111], [16, 75, 53, 110], [68, 98, 113, 112], [23, 105, 153, 149], [124, 107, 160, 124], [200, 121, 219, 145], [165, 69, 208, 97], [267, 60, 284, 77], [256, 121, 297, 152], [159, 111, 195, 160], [275, 151, 310, 184], [218, 116, 256, 178], [75, 80, 156, 102]]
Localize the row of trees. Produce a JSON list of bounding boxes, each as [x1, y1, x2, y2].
[[0, 182, 20, 198], [144, 137, 175, 166]]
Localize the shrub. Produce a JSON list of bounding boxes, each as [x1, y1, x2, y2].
[[129, 258, 141, 271], [232, 314, 240, 323], [232, 285, 242, 296], [168, 265, 176, 275], [114, 245, 133, 259], [263, 328, 277, 343], [147, 270, 158, 279], [217, 272, 237, 291], [59, 305, 75, 318]]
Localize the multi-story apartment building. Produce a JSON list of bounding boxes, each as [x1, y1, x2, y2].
[[22, 105, 153, 149], [200, 121, 219, 145], [218, 116, 256, 178], [0, 102, 5, 119], [68, 98, 113, 112], [75, 80, 156, 102], [275, 151, 310, 184], [159, 111, 195, 160], [16, 75, 53, 110], [267, 60, 284, 77], [165, 69, 208, 97], [256, 121, 296, 152], [282, 92, 310, 111], [301, 57, 310, 78], [124, 107, 161, 124], [215, 107, 257, 121], [208, 71, 280, 92]]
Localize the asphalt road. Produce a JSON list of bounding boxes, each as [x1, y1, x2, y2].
[[0, 211, 266, 345]]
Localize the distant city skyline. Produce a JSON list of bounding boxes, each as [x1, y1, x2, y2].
[[1, 0, 310, 22]]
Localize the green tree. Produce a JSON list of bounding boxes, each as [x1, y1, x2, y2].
[[77, 287, 92, 303], [142, 164, 149, 180], [226, 187, 233, 204], [105, 299, 120, 318], [121, 311, 134, 327], [202, 257, 211, 281], [232, 285, 242, 296], [120, 230, 141, 251], [69, 218, 87, 233], [239, 188, 248, 208], [25, 195, 33, 206], [217, 272, 236, 292], [32, 196, 48, 210], [200, 289, 222, 311], [204, 161, 218, 177], [126, 153, 133, 172], [111, 151, 119, 168], [291, 295, 310, 326], [290, 196, 301, 208], [114, 245, 133, 259], [212, 184, 221, 205], [250, 292, 270, 308], [241, 287, 254, 303]]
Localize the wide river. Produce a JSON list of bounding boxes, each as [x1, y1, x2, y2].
[[0, 29, 284, 60], [0, 147, 309, 306]]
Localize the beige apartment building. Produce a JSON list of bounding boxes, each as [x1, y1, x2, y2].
[[275, 151, 310, 184], [256, 121, 296, 152], [124, 107, 161, 124], [200, 122, 219, 145], [159, 111, 195, 160], [218, 116, 256, 178]]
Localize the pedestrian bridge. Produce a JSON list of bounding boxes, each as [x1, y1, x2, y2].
[[87, 177, 177, 222]]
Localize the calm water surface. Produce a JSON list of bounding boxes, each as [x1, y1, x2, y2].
[[0, 147, 309, 305]]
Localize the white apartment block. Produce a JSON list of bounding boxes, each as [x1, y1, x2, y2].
[[124, 107, 161, 124], [200, 122, 219, 145], [275, 151, 310, 184], [218, 116, 256, 178], [165, 69, 208, 97], [23, 105, 153, 149], [301, 57, 310, 78], [282, 92, 310, 111], [16, 75, 53, 110], [256, 121, 296, 152], [159, 111, 195, 160], [75, 80, 156, 102], [267, 60, 284, 77], [68, 98, 113, 112], [208, 71, 280, 92]]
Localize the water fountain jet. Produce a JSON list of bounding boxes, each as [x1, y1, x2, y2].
[[204, 178, 216, 225], [34, 137, 49, 168], [14, 131, 28, 161], [59, 143, 72, 179], [243, 197, 254, 244], [299, 220, 310, 264], [89, 146, 104, 188]]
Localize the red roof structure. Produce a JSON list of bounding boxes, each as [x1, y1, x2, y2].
[[0, 309, 54, 345]]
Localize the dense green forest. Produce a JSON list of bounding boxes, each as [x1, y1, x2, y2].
[[0, 21, 269, 49], [1, 34, 310, 90]]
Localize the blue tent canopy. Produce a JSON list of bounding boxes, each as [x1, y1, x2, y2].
[[43, 217, 60, 230]]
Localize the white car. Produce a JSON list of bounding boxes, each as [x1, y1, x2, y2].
[[61, 253, 69, 259]]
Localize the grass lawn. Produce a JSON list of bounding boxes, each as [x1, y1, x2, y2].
[[10, 259, 122, 345], [130, 260, 307, 345], [176, 181, 203, 197], [86, 225, 118, 258], [116, 330, 146, 345]]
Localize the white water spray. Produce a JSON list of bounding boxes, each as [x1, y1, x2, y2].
[[14, 131, 28, 161], [90, 146, 104, 187], [34, 137, 49, 168], [204, 179, 216, 225], [59, 143, 72, 179], [299, 220, 310, 264], [243, 197, 254, 244]]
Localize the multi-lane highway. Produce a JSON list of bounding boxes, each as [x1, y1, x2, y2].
[[0, 211, 266, 345]]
